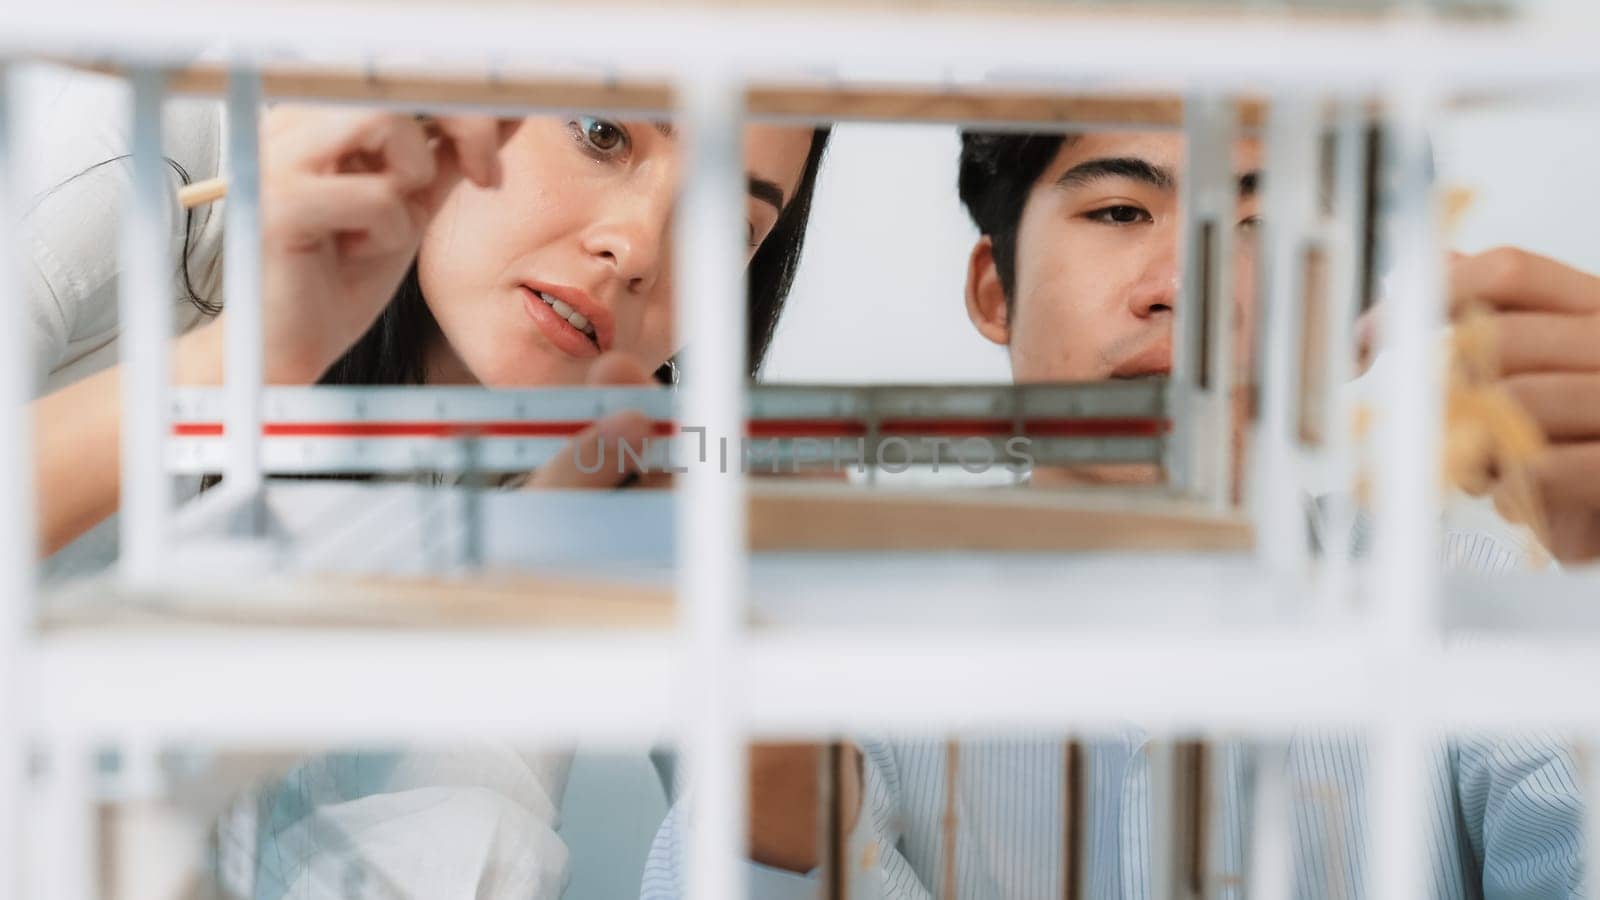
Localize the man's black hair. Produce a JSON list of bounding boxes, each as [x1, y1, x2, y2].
[[957, 131, 1074, 304]]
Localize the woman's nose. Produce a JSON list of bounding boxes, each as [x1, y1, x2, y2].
[[582, 194, 674, 295]]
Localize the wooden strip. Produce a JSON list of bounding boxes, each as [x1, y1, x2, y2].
[[825, 740, 850, 900], [748, 483, 1253, 552], [942, 739, 960, 900], [1173, 740, 1210, 899], [749, 86, 1266, 130], [1062, 740, 1084, 900], [57, 57, 1276, 129], [61, 59, 674, 113], [42, 572, 673, 630]]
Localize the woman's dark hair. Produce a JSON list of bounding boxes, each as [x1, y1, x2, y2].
[[37, 155, 216, 316], [321, 126, 832, 388], [957, 131, 1071, 306]]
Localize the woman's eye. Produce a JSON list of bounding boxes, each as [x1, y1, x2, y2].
[[1086, 205, 1150, 225], [571, 116, 629, 157], [1238, 215, 1261, 233]]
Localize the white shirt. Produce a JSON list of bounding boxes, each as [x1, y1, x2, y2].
[[641, 526, 1585, 900], [16, 64, 225, 396]]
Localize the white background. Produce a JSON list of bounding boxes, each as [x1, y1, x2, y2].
[[765, 98, 1600, 384]]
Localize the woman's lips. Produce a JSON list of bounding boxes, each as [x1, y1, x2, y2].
[[521, 286, 601, 359]]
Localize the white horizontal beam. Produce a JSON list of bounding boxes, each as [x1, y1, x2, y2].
[[5, 5, 1600, 97], [28, 633, 678, 744], [30, 631, 1600, 741]]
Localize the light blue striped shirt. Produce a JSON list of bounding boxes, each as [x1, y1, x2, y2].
[[640, 529, 1586, 899]]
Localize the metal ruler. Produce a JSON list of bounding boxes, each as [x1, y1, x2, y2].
[[167, 380, 1169, 475]]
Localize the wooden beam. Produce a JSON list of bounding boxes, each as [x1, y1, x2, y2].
[[56, 57, 1276, 128], [60, 58, 675, 114], [749, 85, 1266, 129], [747, 482, 1253, 552], [44, 485, 1251, 631], [42, 571, 673, 630]]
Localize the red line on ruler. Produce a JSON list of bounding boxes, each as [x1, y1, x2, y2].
[[173, 417, 1168, 439]]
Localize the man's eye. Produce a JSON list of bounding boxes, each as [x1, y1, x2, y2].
[[1086, 205, 1149, 225], [571, 116, 629, 156], [1238, 215, 1261, 233]]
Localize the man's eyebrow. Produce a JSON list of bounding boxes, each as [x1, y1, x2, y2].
[[1055, 157, 1175, 192], [1054, 158, 1261, 201], [748, 175, 785, 212]]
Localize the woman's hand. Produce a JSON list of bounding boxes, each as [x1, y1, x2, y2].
[[245, 108, 510, 384], [526, 352, 661, 489], [1447, 247, 1600, 563]]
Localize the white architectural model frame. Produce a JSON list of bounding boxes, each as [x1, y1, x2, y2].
[[3, 3, 1600, 898]]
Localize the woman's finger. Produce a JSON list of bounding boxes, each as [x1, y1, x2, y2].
[[527, 352, 660, 490], [364, 115, 437, 193], [527, 409, 655, 490], [429, 115, 506, 189], [271, 109, 425, 177], [268, 174, 419, 258], [1449, 246, 1600, 316]]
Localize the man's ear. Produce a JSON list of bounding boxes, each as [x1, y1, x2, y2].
[[965, 236, 1011, 347]]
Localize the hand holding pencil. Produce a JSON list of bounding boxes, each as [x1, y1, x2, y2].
[[202, 107, 510, 384]]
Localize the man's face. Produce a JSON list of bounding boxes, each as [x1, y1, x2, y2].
[[964, 131, 1261, 484], [966, 131, 1261, 382]]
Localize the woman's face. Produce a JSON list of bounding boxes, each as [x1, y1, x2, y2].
[[417, 117, 815, 386]]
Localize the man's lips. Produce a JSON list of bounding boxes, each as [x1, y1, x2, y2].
[[1111, 336, 1173, 379]]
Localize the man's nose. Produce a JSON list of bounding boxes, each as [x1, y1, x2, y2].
[[1128, 246, 1180, 319]]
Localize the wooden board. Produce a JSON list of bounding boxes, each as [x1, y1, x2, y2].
[[58, 58, 1273, 128], [747, 482, 1253, 552], [748, 85, 1265, 129], [61, 59, 676, 115], [42, 571, 674, 630], [41, 485, 1251, 633]]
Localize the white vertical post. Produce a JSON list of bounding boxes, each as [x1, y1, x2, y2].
[[1253, 96, 1317, 574], [0, 62, 36, 900], [119, 67, 173, 581], [1145, 740, 1175, 900], [39, 742, 96, 900], [1246, 745, 1292, 900], [1314, 100, 1370, 617], [223, 68, 264, 504], [1174, 94, 1238, 513], [1583, 742, 1600, 900], [1367, 83, 1442, 900], [675, 71, 748, 900], [1167, 149, 1200, 498]]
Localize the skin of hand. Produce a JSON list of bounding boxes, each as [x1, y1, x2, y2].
[[1448, 247, 1600, 563], [1358, 247, 1600, 562], [31, 111, 509, 555], [223, 108, 510, 385], [525, 351, 658, 490]]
